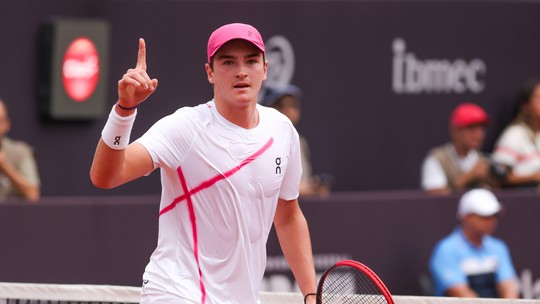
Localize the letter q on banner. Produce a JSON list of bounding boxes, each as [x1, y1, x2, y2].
[[38, 19, 109, 120]]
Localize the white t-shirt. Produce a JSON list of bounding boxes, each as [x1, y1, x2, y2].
[[492, 123, 540, 176], [421, 144, 481, 190], [135, 100, 302, 303]]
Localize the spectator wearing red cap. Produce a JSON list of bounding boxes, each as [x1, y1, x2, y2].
[[421, 103, 498, 194], [90, 23, 317, 303], [492, 79, 540, 188]]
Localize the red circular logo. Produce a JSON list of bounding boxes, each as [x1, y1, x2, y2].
[[62, 37, 100, 102]]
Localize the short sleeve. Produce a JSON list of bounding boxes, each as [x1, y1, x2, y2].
[[421, 154, 448, 190], [278, 126, 302, 201], [19, 155, 40, 186], [429, 240, 467, 296], [495, 241, 517, 282], [135, 108, 198, 170], [492, 126, 526, 167]]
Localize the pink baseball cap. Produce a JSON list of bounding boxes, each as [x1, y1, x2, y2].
[[450, 103, 489, 127], [207, 23, 266, 63]]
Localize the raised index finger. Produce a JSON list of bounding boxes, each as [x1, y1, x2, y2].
[[136, 38, 147, 70]]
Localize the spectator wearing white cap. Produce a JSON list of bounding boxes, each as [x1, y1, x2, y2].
[[421, 103, 500, 195], [429, 189, 519, 298]]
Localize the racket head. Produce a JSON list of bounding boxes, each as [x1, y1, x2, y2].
[[316, 259, 394, 304]]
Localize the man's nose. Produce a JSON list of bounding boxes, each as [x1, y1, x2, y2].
[[235, 63, 248, 78]]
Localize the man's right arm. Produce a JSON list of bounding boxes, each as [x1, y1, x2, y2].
[[0, 151, 40, 201], [453, 159, 490, 189], [497, 280, 519, 299], [90, 138, 153, 189], [90, 38, 157, 189]]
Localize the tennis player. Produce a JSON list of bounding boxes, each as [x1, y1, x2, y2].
[[90, 23, 317, 304]]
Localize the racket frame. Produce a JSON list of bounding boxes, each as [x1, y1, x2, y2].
[[316, 259, 394, 304]]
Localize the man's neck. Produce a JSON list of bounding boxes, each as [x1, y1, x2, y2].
[[528, 118, 540, 133], [214, 99, 259, 129], [453, 142, 470, 158], [462, 228, 483, 247]]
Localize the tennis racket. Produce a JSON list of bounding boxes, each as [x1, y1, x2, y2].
[[316, 260, 394, 304]]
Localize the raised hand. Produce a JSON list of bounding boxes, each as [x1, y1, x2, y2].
[[117, 38, 158, 109], [471, 159, 490, 179]]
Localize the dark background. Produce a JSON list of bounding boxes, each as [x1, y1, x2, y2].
[[1, 191, 539, 297], [1, 0, 539, 196], [1, 1, 539, 298]]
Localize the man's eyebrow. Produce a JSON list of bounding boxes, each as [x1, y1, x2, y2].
[[245, 53, 260, 59], [216, 53, 261, 60], [216, 54, 236, 60]]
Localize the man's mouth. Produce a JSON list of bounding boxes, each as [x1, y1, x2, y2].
[[234, 83, 250, 89]]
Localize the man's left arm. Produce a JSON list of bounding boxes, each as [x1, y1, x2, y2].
[[274, 198, 317, 304], [496, 242, 519, 298], [497, 280, 519, 298]]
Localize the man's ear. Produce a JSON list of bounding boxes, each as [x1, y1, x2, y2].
[[205, 63, 215, 84], [262, 60, 268, 80]]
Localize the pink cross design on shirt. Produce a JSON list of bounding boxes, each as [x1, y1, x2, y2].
[[158, 137, 274, 303]]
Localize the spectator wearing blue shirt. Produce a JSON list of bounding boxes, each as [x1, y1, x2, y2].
[[429, 188, 519, 298]]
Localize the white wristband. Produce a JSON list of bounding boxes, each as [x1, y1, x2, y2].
[[101, 106, 137, 150]]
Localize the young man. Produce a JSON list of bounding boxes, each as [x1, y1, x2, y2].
[[90, 23, 317, 303], [429, 188, 518, 298]]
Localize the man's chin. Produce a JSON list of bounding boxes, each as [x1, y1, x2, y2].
[[235, 94, 257, 105]]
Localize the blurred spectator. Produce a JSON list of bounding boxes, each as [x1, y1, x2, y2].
[[429, 188, 518, 298], [262, 84, 333, 197], [492, 79, 540, 188], [421, 103, 499, 195], [0, 99, 40, 202]]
